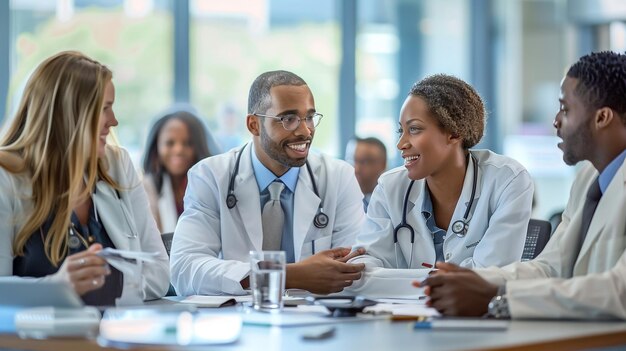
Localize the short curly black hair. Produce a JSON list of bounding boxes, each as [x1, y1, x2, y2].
[[409, 74, 485, 149], [567, 51, 626, 124]]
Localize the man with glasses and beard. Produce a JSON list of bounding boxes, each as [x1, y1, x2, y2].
[[170, 70, 366, 295]]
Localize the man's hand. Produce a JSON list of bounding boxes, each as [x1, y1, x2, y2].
[[286, 247, 366, 294], [413, 262, 498, 316]]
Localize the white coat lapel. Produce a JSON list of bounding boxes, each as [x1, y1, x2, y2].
[[575, 162, 625, 268], [233, 144, 264, 251], [293, 158, 321, 262], [93, 182, 135, 251], [157, 173, 178, 233], [460, 153, 482, 224]]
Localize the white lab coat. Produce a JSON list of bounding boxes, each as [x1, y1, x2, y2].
[[143, 173, 179, 233], [478, 160, 626, 320], [170, 143, 365, 295], [348, 150, 533, 297], [0, 146, 170, 301]]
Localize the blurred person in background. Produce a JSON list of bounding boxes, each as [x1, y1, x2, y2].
[[142, 106, 219, 233], [215, 102, 246, 152], [345, 136, 387, 212]]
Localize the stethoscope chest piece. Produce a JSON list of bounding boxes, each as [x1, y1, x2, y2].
[[452, 219, 468, 238], [313, 211, 329, 228], [226, 193, 237, 209], [225, 144, 329, 229], [68, 235, 81, 249]]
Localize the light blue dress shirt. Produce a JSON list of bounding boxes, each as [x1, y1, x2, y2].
[[421, 187, 446, 264], [598, 148, 626, 194], [251, 150, 300, 263]]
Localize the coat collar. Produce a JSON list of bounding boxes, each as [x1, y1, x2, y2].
[[92, 181, 137, 251], [407, 152, 483, 229], [293, 156, 322, 261], [233, 144, 264, 250]]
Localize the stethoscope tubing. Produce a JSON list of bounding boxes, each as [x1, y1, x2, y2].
[[393, 152, 478, 268], [226, 144, 328, 229]]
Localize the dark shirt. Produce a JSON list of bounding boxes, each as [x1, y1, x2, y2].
[[13, 205, 123, 306]]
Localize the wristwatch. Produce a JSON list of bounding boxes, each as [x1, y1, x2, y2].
[[487, 285, 511, 319]]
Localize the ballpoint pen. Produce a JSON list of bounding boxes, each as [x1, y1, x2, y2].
[[390, 315, 429, 322]]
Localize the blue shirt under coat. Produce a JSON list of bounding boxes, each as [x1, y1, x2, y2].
[[251, 149, 300, 263], [598, 148, 626, 194]]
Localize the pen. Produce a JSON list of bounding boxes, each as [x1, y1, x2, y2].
[[391, 315, 429, 322], [421, 262, 433, 268], [414, 319, 510, 330]]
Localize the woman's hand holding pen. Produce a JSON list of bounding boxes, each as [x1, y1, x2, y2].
[[51, 243, 111, 295], [413, 262, 498, 316]]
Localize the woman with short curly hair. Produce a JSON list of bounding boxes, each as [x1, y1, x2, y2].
[[348, 74, 534, 298]]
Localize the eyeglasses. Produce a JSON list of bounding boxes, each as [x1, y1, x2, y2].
[[254, 112, 323, 131]]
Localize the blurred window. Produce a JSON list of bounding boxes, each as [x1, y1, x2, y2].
[[355, 0, 469, 166], [189, 0, 340, 155], [7, 0, 174, 159]]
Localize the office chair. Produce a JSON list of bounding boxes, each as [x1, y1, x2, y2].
[[521, 219, 552, 261], [160, 232, 176, 296]]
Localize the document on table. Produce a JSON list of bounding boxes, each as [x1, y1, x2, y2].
[[241, 305, 386, 327], [97, 248, 160, 306], [364, 301, 441, 318], [180, 295, 305, 308], [180, 295, 252, 308], [347, 267, 428, 299]]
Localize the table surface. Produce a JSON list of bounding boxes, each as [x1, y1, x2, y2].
[[1, 298, 626, 351]]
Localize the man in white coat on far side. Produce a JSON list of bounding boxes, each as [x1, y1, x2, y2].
[[170, 70, 366, 295]]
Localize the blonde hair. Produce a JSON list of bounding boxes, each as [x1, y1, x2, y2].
[[0, 51, 118, 266]]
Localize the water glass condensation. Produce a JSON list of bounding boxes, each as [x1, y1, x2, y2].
[[249, 251, 286, 311]]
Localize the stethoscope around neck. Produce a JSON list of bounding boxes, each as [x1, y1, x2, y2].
[[393, 152, 478, 268], [67, 184, 137, 250], [225, 145, 329, 229]]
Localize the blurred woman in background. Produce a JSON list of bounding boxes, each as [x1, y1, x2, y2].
[[142, 108, 216, 233]]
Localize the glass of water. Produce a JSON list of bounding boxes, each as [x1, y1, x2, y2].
[[249, 251, 286, 311]]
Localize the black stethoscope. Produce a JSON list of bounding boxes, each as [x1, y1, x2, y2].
[[393, 152, 478, 268], [226, 145, 329, 229]]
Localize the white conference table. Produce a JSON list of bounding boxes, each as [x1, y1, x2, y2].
[[1, 297, 626, 351]]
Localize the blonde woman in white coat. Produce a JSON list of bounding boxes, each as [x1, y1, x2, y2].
[[0, 51, 169, 305], [348, 75, 534, 298]]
